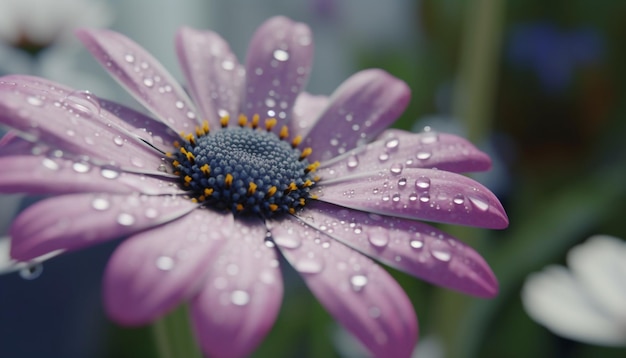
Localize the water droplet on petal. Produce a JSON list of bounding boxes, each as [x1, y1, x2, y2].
[[143, 78, 154, 87], [453, 194, 465, 205], [430, 240, 452, 262], [390, 163, 403, 175], [347, 155, 359, 169], [221, 59, 235, 70], [124, 54, 135, 63], [100, 167, 120, 179], [72, 161, 91, 173], [273, 49, 289, 61], [415, 176, 431, 189], [397, 178, 407, 188], [368, 232, 389, 248], [350, 274, 368, 292], [64, 91, 101, 116], [92, 197, 110, 211], [385, 137, 399, 150], [20, 264, 43, 280], [230, 290, 250, 306], [273, 232, 301, 249], [468, 195, 490, 211], [117, 213, 135, 226], [27, 96, 43, 107], [156, 256, 175, 271], [295, 258, 324, 274], [416, 151, 432, 160], [410, 238, 424, 249], [419, 193, 430, 203], [41, 158, 59, 170], [378, 153, 389, 162]]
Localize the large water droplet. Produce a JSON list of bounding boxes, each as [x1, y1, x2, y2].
[[41, 158, 59, 171], [416, 151, 432, 160], [430, 240, 452, 262], [390, 163, 403, 175], [350, 274, 368, 292], [230, 290, 250, 306], [295, 258, 324, 274], [415, 176, 431, 189], [468, 195, 490, 211], [453, 194, 465, 205], [273, 49, 289, 61], [156, 256, 175, 271], [410, 238, 424, 249], [101, 167, 120, 179], [19, 264, 43, 280], [385, 137, 399, 151], [378, 153, 389, 162], [64, 91, 101, 116], [143, 78, 154, 87], [347, 155, 359, 169], [368, 232, 389, 248], [92, 197, 110, 211], [117, 213, 135, 226]]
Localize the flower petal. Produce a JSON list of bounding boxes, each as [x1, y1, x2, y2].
[[0, 155, 180, 195], [242, 16, 313, 130], [269, 216, 417, 358], [10, 193, 197, 261], [291, 92, 329, 139], [297, 201, 498, 297], [0, 76, 172, 175], [522, 265, 626, 346], [191, 217, 283, 358], [314, 168, 508, 229], [567, 235, 626, 324], [104, 209, 231, 325], [176, 26, 244, 128], [303, 69, 410, 162], [76, 29, 199, 134], [318, 129, 492, 180], [0, 236, 61, 275]]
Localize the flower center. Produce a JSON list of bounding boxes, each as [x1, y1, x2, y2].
[[172, 115, 319, 217]]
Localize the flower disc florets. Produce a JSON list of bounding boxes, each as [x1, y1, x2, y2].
[[173, 116, 318, 217]]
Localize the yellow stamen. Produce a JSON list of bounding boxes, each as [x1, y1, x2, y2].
[[299, 198, 306, 206], [305, 161, 320, 173], [269, 204, 278, 212], [172, 160, 180, 168], [279, 125, 289, 139], [236, 203, 244, 211], [265, 118, 277, 131], [185, 133, 196, 146], [251, 114, 260, 129], [204, 188, 214, 196], [299, 147, 312, 160], [247, 182, 257, 195], [288, 208, 295, 214], [285, 182, 298, 193], [238, 114, 248, 127], [165, 152, 173, 158], [184, 175, 192, 184], [191, 198, 198, 203], [173, 141, 181, 148], [220, 115, 229, 128], [310, 194, 319, 200], [266, 186, 277, 197], [302, 179, 313, 187], [224, 173, 233, 188], [198, 195, 205, 201], [313, 175, 321, 182], [200, 164, 210, 175], [291, 135, 302, 148], [185, 151, 195, 162]]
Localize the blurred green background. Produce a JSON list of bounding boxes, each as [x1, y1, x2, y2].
[[1, 0, 625, 357]]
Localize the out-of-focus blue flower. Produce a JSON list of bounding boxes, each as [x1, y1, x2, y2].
[[508, 22, 604, 93]]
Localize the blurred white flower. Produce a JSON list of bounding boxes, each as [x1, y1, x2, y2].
[[522, 235, 626, 346]]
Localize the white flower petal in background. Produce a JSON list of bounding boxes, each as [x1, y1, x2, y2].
[[522, 235, 626, 347]]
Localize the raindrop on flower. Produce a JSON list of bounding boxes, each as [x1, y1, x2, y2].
[[469, 195, 490, 211], [453, 194, 465, 205], [392, 193, 401, 202], [419, 193, 430, 203], [295, 258, 324, 274], [221, 59, 235, 70], [389, 163, 403, 175], [416, 151, 432, 160], [143, 78, 154, 87], [117, 213, 135, 226], [273, 232, 302, 249], [41, 158, 59, 171], [385, 137, 399, 151], [273, 49, 289, 61], [124, 54, 135, 63], [64, 91, 101, 116], [26, 96, 43, 107], [100, 167, 120, 179], [346, 155, 359, 169], [350, 274, 368, 292], [72, 161, 91, 173], [155, 256, 175, 271], [19, 264, 43, 280], [415, 176, 431, 189], [92, 197, 110, 211], [230, 290, 250, 306], [378, 153, 389, 162], [397, 178, 407, 188], [368, 232, 389, 248], [430, 240, 452, 262], [409, 238, 424, 249]]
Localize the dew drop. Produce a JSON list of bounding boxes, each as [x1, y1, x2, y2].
[[100, 167, 120, 179], [295, 258, 324, 274], [19, 264, 43, 280], [385, 137, 399, 150], [347, 155, 359, 169], [264, 237, 276, 248], [26, 96, 43, 107], [273, 49, 289, 61], [41, 158, 59, 170], [221, 59, 235, 70], [378, 153, 389, 162], [392, 193, 401, 202], [273, 233, 301, 249], [408, 193, 418, 201], [143, 78, 154, 87], [469, 195, 490, 211], [72, 161, 91, 173], [397, 178, 407, 188], [453, 194, 465, 205], [156, 256, 175, 271], [390, 163, 403, 175], [145, 208, 159, 218], [416, 151, 432, 160], [64, 91, 101, 116], [410, 239, 424, 249], [92, 197, 110, 211], [350, 274, 368, 292], [231, 290, 250, 306], [430, 240, 452, 262], [124, 54, 135, 63], [419, 193, 430, 203], [368, 232, 389, 248], [415, 176, 431, 189], [175, 100, 184, 109], [420, 130, 439, 144], [117, 213, 135, 226]]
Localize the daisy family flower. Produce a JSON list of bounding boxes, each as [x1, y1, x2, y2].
[[0, 16, 508, 358], [522, 235, 626, 347]]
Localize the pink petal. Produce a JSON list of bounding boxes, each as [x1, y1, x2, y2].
[[0, 76, 172, 175], [104, 209, 232, 325], [191, 217, 283, 358], [242, 16, 314, 130], [314, 168, 508, 229], [303, 69, 410, 162], [0, 155, 181, 195], [297, 202, 498, 297], [10, 193, 197, 261], [290, 92, 329, 139], [318, 129, 492, 180], [176, 27, 244, 128], [269, 216, 417, 358], [76, 29, 199, 134]]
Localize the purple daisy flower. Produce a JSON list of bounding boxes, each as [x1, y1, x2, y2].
[[0, 16, 508, 358]]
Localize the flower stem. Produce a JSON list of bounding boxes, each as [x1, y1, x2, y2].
[[152, 304, 203, 358]]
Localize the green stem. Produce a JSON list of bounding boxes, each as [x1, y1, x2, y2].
[[152, 304, 204, 358]]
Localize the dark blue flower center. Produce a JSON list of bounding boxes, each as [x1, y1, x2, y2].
[[172, 116, 318, 217]]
